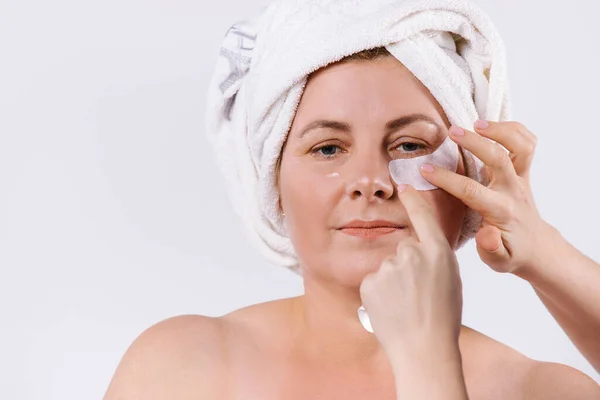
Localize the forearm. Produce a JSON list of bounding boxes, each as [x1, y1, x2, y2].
[[388, 341, 469, 400], [515, 224, 600, 373]]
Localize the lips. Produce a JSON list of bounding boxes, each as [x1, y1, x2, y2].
[[338, 219, 406, 238], [340, 219, 404, 229], [340, 227, 403, 237]]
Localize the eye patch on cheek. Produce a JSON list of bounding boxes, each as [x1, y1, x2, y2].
[[388, 136, 459, 190]]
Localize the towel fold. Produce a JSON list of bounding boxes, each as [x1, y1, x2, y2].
[[205, 0, 512, 275]]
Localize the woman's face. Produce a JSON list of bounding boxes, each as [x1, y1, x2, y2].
[[278, 57, 467, 286]]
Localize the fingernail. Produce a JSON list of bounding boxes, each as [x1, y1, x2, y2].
[[397, 184, 407, 192], [421, 163, 435, 173], [449, 125, 465, 136], [474, 119, 489, 129]]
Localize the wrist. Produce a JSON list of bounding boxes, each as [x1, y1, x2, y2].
[[387, 338, 462, 372], [514, 222, 576, 287], [513, 221, 558, 278], [389, 341, 467, 399]]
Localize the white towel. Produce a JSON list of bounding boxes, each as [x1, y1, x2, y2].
[[204, 0, 512, 275]]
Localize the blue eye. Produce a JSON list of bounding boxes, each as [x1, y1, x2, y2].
[[398, 142, 425, 152], [311, 142, 426, 159], [314, 145, 340, 158]]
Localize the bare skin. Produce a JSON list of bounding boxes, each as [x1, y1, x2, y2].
[[102, 311, 598, 400], [220, 299, 531, 400], [102, 58, 600, 399]]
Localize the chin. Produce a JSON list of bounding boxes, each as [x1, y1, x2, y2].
[[304, 249, 394, 288]]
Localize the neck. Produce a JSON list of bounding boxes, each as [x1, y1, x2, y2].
[[289, 270, 389, 368]]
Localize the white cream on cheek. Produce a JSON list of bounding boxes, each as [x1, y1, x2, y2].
[[326, 172, 340, 178]]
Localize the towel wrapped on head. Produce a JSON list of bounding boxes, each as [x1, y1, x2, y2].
[[204, 0, 512, 275]]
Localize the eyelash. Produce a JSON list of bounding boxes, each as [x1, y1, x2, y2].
[[311, 141, 427, 159]]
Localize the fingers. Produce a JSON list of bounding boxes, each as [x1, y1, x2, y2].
[[447, 125, 518, 188], [397, 184, 447, 245], [472, 120, 537, 180], [419, 165, 507, 220]]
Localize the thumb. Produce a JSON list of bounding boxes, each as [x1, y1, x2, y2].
[[475, 225, 511, 273]]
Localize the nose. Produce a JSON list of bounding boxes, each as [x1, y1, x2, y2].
[[345, 151, 395, 202]]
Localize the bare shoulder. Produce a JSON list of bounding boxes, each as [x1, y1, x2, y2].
[[459, 326, 600, 400], [519, 359, 600, 399], [459, 325, 532, 399], [102, 314, 228, 400]]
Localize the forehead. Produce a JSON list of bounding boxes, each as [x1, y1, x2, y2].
[[295, 57, 448, 127]]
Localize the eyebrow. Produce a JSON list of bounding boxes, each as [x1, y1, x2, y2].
[[296, 113, 443, 139]]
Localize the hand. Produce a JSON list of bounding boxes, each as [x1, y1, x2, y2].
[[359, 184, 463, 356], [420, 120, 554, 276]]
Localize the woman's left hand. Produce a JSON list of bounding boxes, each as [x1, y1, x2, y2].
[[359, 184, 464, 356], [420, 120, 553, 276]]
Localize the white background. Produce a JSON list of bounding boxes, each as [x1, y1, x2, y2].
[[1, 0, 599, 399]]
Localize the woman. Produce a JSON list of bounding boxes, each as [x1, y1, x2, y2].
[[103, 47, 600, 400], [103, 2, 600, 400]]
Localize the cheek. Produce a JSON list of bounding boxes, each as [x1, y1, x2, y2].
[[421, 190, 466, 241], [424, 148, 467, 239], [279, 167, 344, 265], [279, 163, 342, 229]]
